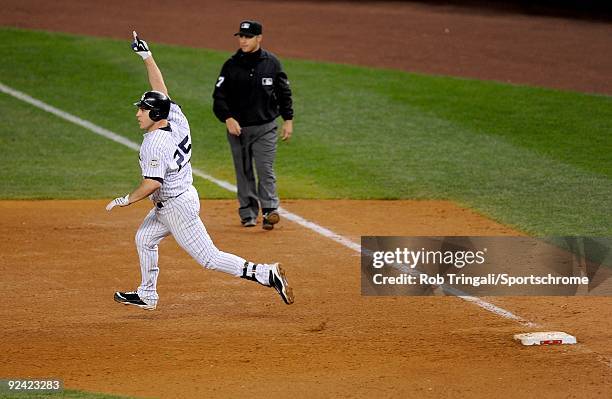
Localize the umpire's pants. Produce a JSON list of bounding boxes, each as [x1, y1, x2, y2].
[[227, 120, 279, 221]]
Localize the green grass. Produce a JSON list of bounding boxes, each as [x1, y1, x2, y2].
[[0, 94, 228, 199], [0, 389, 145, 399], [0, 27, 610, 235]]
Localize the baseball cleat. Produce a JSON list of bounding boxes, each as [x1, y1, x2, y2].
[[262, 210, 280, 230], [269, 263, 294, 305], [241, 217, 257, 227], [113, 291, 156, 310]]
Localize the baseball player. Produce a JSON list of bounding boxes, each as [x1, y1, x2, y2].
[[107, 32, 294, 310]]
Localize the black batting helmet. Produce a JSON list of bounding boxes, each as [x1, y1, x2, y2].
[[134, 90, 170, 122]]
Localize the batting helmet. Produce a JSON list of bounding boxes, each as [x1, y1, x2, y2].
[[134, 90, 170, 122]]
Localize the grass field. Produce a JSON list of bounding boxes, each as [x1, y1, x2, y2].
[[0, 390, 138, 399], [0, 27, 610, 235]]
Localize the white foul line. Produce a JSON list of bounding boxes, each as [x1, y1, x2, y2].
[[0, 81, 536, 328]]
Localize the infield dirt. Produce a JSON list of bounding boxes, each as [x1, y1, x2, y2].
[[0, 200, 610, 398]]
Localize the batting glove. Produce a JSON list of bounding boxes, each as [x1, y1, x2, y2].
[[132, 31, 151, 60], [106, 194, 130, 211]]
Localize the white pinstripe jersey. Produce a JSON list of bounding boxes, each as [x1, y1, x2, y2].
[[139, 103, 193, 202]]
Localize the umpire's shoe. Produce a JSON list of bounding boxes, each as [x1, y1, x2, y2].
[[269, 263, 294, 304], [114, 291, 156, 310], [241, 217, 257, 227], [262, 210, 280, 230]]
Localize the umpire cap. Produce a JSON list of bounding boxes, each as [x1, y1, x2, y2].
[[134, 90, 170, 122], [234, 20, 262, 37]]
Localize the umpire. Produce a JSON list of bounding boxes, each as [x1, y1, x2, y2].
[[213, 20, 294, 230]]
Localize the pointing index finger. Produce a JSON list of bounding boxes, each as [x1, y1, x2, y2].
[[133, 30, 138, 40]]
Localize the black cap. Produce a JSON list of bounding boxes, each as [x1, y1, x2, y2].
[[234, 20, 262, 37]]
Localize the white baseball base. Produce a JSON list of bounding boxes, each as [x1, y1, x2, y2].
[[514, 331, 577, 346]]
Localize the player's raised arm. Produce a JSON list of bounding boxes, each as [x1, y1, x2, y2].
[[132, 31, 168, 96]]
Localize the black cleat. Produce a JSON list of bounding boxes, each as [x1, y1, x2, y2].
[[262, 210, 280, 230], [114, 291, 156, 310], [269, 263, 294, 304]]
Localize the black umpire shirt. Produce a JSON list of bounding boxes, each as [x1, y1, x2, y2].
[[213, 48, 293, 127]]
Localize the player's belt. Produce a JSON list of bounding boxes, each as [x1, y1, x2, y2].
[[154, 189, 189, 209]]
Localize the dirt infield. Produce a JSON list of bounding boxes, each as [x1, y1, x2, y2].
[[1, 0, 611, 94], [1, 1, 611, 397], [0, 200, 610, 398]]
